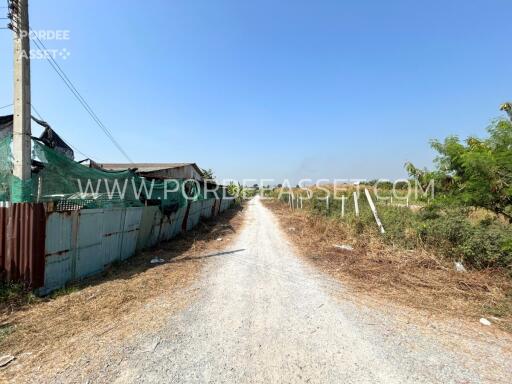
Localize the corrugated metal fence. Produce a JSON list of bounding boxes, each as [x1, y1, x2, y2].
[[1, 198, 234, 294], [42, 199, 233, 294], [42, 207, 144, 294], [0, 203, 46, 288]]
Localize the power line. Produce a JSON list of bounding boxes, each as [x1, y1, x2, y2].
[[30, 104, 103, 162], [30, 35, 133, 163], [0, 103, 13, 110], [29, 31, 134, 163]]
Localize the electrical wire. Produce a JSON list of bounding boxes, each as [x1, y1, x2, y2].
[[29, 31, 134, 163], [0, 103, 13, 110], [30, 35, 133, 163], [30, 104, 103, 162]]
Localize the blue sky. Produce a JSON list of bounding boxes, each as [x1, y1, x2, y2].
[[0, 0, 510, 183]]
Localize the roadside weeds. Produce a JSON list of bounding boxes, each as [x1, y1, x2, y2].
[[264, 199, 512, 333]]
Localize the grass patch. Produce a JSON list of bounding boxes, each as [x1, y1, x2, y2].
[[0, 282, 39, 313], [49, 286, 80, 300]]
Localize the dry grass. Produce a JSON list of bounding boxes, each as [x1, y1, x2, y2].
[[265, 200, 512, 333], [0, 206, 245, 382]]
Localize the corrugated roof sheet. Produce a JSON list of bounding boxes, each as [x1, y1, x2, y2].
[[98, 163, 198, 172]]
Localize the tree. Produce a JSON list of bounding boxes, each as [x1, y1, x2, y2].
[[226, 181, 241, 195], [412, 119, 512, 221], [500, 102, 512, 121], [202, 168, 215, 180]]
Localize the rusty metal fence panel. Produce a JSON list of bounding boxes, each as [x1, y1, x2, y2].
[[120, 207, 143, 260], [39, 196, 228, 294], [75, 209, 105, 279], [148, 209, 163, 248], [41, 207, 142, 293], [200, 199, 215, 219], [137, 205, 188, 248], [44, 211, 75, 292], [0, 203, 46, 288], [159, 214, 173, 242], [219, 198, 233, 213], [186, 200, 202, 231], [170, 205, 187, 238], [101, 208, 125, 265], [212, 199, 221, 217], [137, 206, 160, 251]]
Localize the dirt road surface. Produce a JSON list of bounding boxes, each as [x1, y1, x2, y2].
[[41, 197, 511, 383]]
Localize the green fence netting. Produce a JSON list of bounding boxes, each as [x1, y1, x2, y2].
[[0, 137, 201, 210]]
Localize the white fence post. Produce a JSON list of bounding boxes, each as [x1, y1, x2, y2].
[[353, 192, 359, 217], [341, 195, 345, 218], [364, 188, 385, 234]]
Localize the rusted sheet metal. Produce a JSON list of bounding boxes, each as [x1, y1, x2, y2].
[[159, 214, 173, 242], [200, 199, 215, 219], [42, 207, 143, 293], [120, 207, 143, 260], [181, 201, 191, 232], [220, 198, 231, 212], [137, 206, 160, 251], [0, 208, 6, 268], [148, 209, 163, 247], [43, 210, 75, 293], [101, 208, 125, 265], [0, 203, 46, 288], [75, 209, 104, 279], [186, 200, 202, 231], [212, 199, 220, 217], [171, 205, 187, 238]]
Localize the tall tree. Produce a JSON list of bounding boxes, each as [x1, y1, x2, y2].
[[425, 119, 512, 221]]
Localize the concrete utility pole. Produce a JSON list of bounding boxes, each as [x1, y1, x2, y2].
[[10, 0, 32, 202]]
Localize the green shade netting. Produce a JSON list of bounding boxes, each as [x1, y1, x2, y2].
[[33, 139, 142, 208], [0, 137, 196, 210]]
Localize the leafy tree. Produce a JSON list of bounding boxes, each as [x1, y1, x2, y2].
[[226, 181, 241, 197], [201, 168, 215, 180], [412, 119, 512, 221]]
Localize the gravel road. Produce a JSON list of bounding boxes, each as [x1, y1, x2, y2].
[[78, 197, 510, 384]]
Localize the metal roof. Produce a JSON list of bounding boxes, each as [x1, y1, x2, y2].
[[97, 163, 203, 174]]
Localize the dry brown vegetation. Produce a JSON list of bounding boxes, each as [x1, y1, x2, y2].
[[0, 206, 245, 382], [264, 199, 512, 333]]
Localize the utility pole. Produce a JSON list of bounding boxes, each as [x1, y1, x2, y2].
[[9, 0, 32, 202]]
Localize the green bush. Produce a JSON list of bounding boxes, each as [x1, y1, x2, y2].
[[416, 209, 512, 269], [456, 225, 512, 268], [274, 189, 512, 271]]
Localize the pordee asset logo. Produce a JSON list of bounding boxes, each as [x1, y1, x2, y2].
[[76, 178, 435, 201], [76, 178, 233, 200], [17, 29, 72, 60]]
